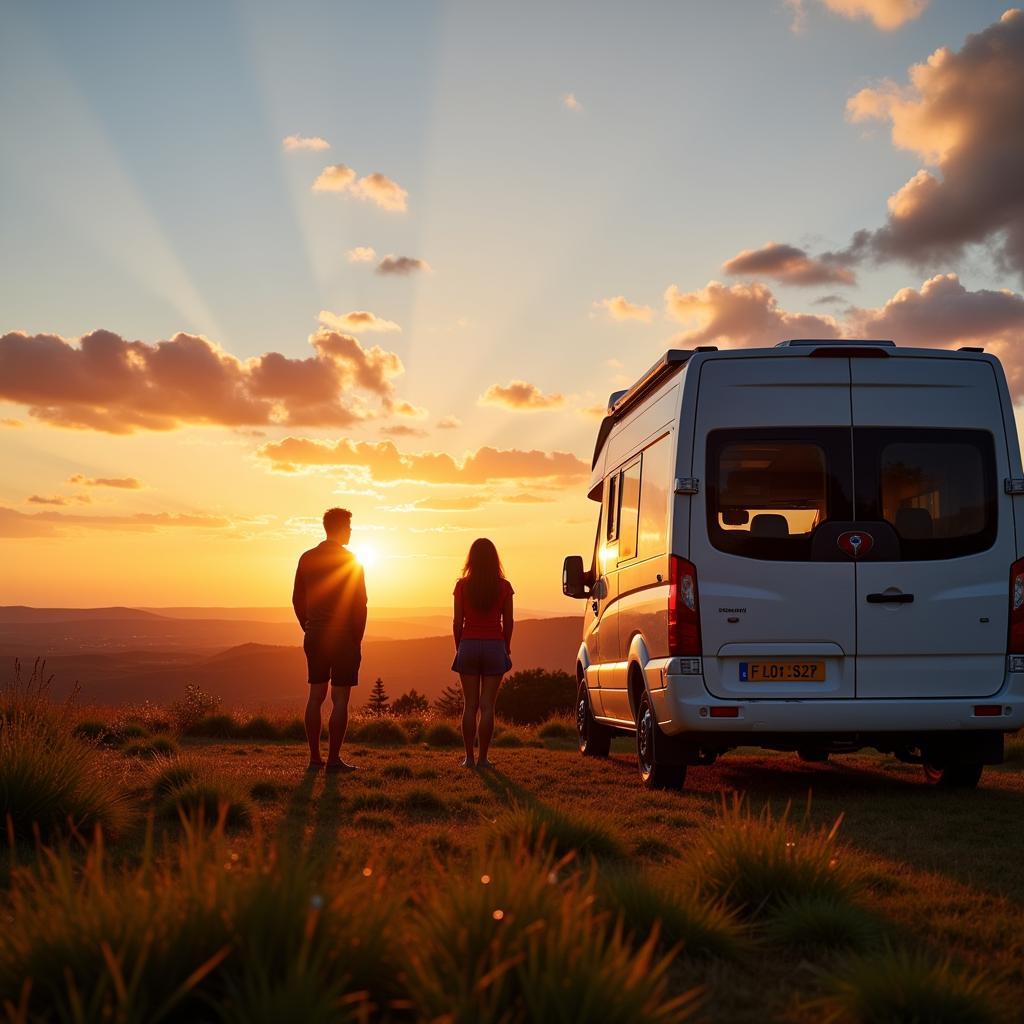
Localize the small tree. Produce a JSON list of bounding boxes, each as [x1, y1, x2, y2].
[[391, 688, 430, 717], [496, 669, 576, 724], [366, 677, 390, 717], [433, 683, 463, 718]]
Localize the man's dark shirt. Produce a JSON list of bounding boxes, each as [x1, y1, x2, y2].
[[292, 540, 367, 638]]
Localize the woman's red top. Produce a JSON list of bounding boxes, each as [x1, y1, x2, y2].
[[454, 577, 514, 642]]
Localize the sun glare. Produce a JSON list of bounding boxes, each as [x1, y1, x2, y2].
[[351, 542, 378, 568]]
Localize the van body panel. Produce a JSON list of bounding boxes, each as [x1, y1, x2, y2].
[[850, 358, 1014, 698], [690, 357, 857, 700]]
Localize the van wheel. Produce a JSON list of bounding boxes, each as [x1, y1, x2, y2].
[[922, 760, 983, 789], [577, 685, 612, 758], [636, 690, 686, 790]]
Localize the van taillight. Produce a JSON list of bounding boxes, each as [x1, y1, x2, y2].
[[668, 556, 701, 657], [1010, 558, 1024, 653]]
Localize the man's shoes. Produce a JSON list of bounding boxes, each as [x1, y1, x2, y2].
[[324, 760, 358, 773]]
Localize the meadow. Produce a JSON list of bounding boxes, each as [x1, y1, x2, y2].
[[3, 663, 1024, 1023]]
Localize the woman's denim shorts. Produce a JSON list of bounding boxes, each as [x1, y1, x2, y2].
[[451, 638, 512, 676]]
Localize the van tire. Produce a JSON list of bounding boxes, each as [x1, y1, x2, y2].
[[636, 690, 686, 790], [577, 685, 612, 758], [922, 760, 983, 789]]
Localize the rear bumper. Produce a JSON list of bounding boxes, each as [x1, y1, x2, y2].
[[646, 659, 1024, 735]]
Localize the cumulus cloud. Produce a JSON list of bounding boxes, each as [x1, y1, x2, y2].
[[436, 415, 461, 429], [595, 296, 654, 323], [376, 255, 430, 276], [352, 172, 408, 212], [282, 134, 330, 151], [256, 437, 588, 485], [787, 0, 927, 31], [0, 328, 407, 433], [392, 399, 428, 419], [312, 164, 356, 192], [563, 92, 583, 112], [723, 242, 855, 286], [0, 506, 231, 538], [842, 11, 1024, 281], [479, 380, 566, 411], [664, 281, 840, 347], [381, 424, 428, 438], [68, 475, 142, 489], [317, 310, 401, 334], [347, 246, 376, 263]]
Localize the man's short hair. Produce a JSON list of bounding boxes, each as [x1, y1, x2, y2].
[[323, 507, 352, 535]]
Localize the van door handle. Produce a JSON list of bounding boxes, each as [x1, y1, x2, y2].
[[592, 600, 599, 615], [866, 592, 914, 604]]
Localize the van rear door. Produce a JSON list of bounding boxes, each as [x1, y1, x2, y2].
[[851, 357, 1012, 698], [691, 357, 857, 700]]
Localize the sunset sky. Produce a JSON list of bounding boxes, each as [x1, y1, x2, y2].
[[2, 1, 1023, 610]]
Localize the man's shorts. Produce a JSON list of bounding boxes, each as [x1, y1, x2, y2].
[[304, 630, 361, 686]]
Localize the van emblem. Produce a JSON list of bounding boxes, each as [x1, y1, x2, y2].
[[838, 531, 874, 559]]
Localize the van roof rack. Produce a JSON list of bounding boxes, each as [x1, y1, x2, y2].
[[775, 338, 895, 348]]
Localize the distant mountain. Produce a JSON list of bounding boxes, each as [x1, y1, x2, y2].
[[30, 616, 583, 708], [0, 606, 169, 623]]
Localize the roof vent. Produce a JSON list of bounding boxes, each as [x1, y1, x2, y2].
[[958, 346, 985, 353], [775, 338, 895, 348]]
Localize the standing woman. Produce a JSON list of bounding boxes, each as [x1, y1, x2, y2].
[[452, 538, 514, 768]]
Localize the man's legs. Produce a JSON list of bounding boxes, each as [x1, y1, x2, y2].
[[326, 685, 352, 764], [459, 673, 481, 766], [478, 675, 501, 766], [305, 683, 329, 765]]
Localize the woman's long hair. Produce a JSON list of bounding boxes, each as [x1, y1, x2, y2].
[[461, 537, 505, 611]]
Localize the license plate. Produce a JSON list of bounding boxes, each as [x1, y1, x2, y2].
[[739, 660, 825, 683]]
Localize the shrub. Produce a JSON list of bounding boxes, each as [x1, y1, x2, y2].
[[599, 871, 745, 960], [113, 722, 149, 742], [497, 668, 576, 725], [72, 719, 110, 743], [424, 722, 462, 747], [687, 797, 860, 919], [183, 714, 238, 739], [237, 716, 281, 740], [147, 758, 200, 797], [398, 717, 427, 743], [158, 779, 253, 829], [168, 683, 222, 732], [406, 841, 700, 1023], [818, 947, 998, 1024], [763, 894, 882, 954], [494, 732, 525, 748], [0, 819, 405, 1022], [281, 717, 307, 741], [121, 736, 178, 759], [390, 689, 430, 717], [536, 718, 575, 741], [347, 718, 407, 746], [1, 683, 130, 841], [494, 802, 625, 862]]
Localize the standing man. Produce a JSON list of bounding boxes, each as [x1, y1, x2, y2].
[[292, 507, 367, 772]]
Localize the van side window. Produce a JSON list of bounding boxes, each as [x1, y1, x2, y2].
[[854, 428, 996, 560], [637, 434, 671, 560], [707, 429, 853, 561], [606, 474, 619, 543], [618, 461, 641, 561]]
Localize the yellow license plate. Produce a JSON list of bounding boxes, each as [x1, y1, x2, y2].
[[739, 660, 825, 683]]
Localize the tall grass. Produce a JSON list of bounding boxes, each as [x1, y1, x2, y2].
[[493, 801, 626, 862]]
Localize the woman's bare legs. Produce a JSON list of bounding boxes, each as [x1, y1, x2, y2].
[[477, 675, 502, 767], [459, 674, 481, 766]]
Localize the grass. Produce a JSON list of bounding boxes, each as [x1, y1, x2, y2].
[[494, 801, 626, 862], [762, 894, 882, 954], [121, 735, 178, 758], [423, 722, 462, 747], [346, 718, 408, 746], [536, 718, 576, 741]]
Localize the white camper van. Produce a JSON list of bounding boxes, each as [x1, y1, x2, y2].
[[562, 340, 1024, 789]]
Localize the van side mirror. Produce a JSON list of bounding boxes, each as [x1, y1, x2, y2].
[[562, 555, 587, 598]]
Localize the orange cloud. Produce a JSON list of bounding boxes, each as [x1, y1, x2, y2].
[[282, 134, 330, 151], [68, 475, 142, 489], [312, 164, 356, 191], [436, 415, 461, 429], [723, 242, 855, 286], [0, 506, 232, 538], [479, 380, 566, 411], [664, 281, 840, 347], [351, 172, 408, 212], [381, 424, 428, 438], [28, 495, 70, 506], [376, 255, 430, 275], [842, 11, 1024, 280], [595, 296, 654, 323], [256, 437, 588, 485], [318, 310, 401, 333], [1, 418, 22, 427], [347, 246, 376, 263], [822, 0, 928, 30], [563, 92, 583, 112], [409, 495, 484, 511], [0, 328, 406, 433]]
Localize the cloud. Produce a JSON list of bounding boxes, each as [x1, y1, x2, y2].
[[436, 415, 461, 429], [563, 92, 583, 112], [723, 242, 855, 286], [812, 293, 846, 306], [282, 134, 330, 151], [0, 328, 407, 433], [312, 164, 356, 191], [256, 437, 588, 485], [479, 380, 566, 411], [578, 403, 607, 419], [505, 493, 555, 504], [317, 310, 401, 333], [845, 273, 1024, 390], [347, 246, 376, 263], [1, 418, 22, 427], [351, 172, 408, 212], [595, 296, 654, 323], [376, 255, 430, 276], [68, 474, 142, 489], [664, 280, 840, 347], [409, 495, 483, 511], [0, 506, 232, 538], [787, 0, 927, 32], [842, 11, 1024, 281], [381, 424, 428, 438], [392, 399, 428, 419], [28, 495, 70, 506]]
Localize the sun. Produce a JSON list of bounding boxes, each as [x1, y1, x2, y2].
[[350, 542, 379, 568]]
